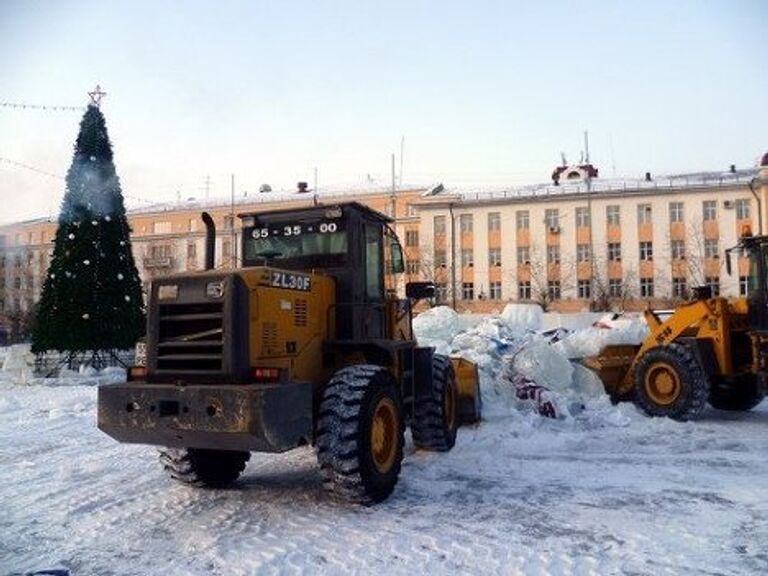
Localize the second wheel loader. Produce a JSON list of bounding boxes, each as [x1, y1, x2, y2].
[[586, 232, 768, 420]]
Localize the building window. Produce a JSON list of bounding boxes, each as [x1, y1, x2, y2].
[[488, 212, 501, 232], [518, 281, 531, 300], [739, 275, 749, 296], [187, 243, 197, 259], [577, 244, 591, 262], [547, 245, 560, 264], [149, 244, 171, 258], [706, 276, 720, 296], [672, 277, 688, 299], [222, 240, 231, 259], [459, 214, 473, 233], [405, 230, 419, 247], [547, 280, 561, 300], [407, 204, 417, 217], [461, 249, 474, 267], [435, 283, 448, 303], [704, 239, 719, 259], [637, 204, 652, 225], [640, 278, 654, 298], [406, 260, 420, 275], [516, 210, 530, 230], [545, 209, 560, 230], [488, 248, 502, 267], [188, 219, 198, 232], [462, 282, 474, 300], [606, 205, 620, 226], [434, 249, 447, 267], [489, 281, 502, 299], [577, 279, 591, 299], [434, 216, 446, 234], [223, 215, 235, 230], [703, 200, 717, 221], [575, 207, 590, 228], [669, 202, 684, 223], [639, 241, 653, 261], [735, 199, 751, 220], [153, 221, 172, 234], [671, 240, 685, 260], [607, 242, 622, 261], [608, 279, 623, 298], [517, 246, 530, 265]]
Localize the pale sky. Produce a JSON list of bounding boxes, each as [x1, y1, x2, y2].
[[1, 0, 766, 224]]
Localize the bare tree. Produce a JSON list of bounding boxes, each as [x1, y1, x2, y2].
[[663, 221, 722, 302], [525, 243, 575, 312], [414, 241, 453, 306]]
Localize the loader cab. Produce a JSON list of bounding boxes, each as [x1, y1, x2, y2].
[[728, 234, 768, 331], [240, 202, 406, 342]]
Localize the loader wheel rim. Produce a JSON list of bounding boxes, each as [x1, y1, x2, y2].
[[444, 381, 456, 430], [645, 362, 682, 406], [371, 397, 398, 474]]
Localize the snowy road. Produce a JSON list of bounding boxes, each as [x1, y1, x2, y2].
[[1, 383, 767, 576]]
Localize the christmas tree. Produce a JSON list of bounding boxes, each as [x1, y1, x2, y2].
[[31, 92, 145, 358]]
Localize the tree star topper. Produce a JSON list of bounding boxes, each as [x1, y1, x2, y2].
[[88, 85, 107, 107]]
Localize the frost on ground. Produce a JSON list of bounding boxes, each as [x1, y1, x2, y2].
[[2, 308, 768, 575]]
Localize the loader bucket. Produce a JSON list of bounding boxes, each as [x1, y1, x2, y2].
[[451, 357, 482, 424], [583, 344, 640, 394]]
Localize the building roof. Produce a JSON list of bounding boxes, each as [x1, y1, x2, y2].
[[416, 167, 760, 207]]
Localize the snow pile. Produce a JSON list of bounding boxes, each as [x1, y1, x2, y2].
[[413, 304, 648, 423], [411, 306, 461, 355], [1, 344, 34, 384]]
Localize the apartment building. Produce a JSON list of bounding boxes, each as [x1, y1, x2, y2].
[[414, 157, 768, 312]]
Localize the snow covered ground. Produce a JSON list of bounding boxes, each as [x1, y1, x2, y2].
[[2, 309, 768, 575]]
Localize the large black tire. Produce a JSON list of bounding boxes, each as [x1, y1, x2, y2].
[[316, 365, 404, 505], [709, 374, 766, 411], [158, 448, 250, 488], [633, 343, 709, 420], [411, 354, 458, 451]]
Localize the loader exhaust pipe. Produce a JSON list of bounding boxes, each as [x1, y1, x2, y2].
[[202, 212, 215, 270]]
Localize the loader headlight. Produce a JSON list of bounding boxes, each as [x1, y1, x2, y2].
[[206, 281, 225, 298]]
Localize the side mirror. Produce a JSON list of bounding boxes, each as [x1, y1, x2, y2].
[[406, 281, 435, 300], [390, 239, 405, 274]]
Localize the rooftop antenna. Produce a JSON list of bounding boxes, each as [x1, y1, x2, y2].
[[389, 153, 397, 218], [230, 173, 237, 267], [399, 135, 405, 188], [313, 166, 318, 206], [560, 151, 567, 166], [584, 130, 590, 164]]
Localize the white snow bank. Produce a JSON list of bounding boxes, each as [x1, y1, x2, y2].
[[500, 302, 543, 334], [413, 305, 648, 423]]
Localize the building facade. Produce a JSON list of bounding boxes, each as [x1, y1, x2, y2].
[[414, 158, 768, 312], [1, 156, 768, 339]]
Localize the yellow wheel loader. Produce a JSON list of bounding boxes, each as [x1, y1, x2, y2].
[[97, 202, 481, 504], [586, 234, 768, 420]]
